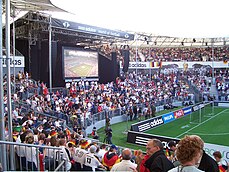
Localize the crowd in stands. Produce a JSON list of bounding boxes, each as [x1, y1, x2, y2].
[[10, 69, 193, 130], [216, 69, 229, 100], [100, 44, 229, 62], [185, 68, 229, 101], [1, 67, 228, 171]]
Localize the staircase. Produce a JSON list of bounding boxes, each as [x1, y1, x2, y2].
[[210, 84, 218, 100]]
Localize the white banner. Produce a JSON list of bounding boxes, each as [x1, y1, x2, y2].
[[204, 142, 229, 161], [120, 61, 229, 69], [2, 56, 24, 67], [218, 103, 229, 107]]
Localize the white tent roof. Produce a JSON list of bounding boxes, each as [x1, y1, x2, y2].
[[2, 0, 67, 26]]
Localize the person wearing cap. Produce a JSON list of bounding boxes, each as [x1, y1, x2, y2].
[[110, 148, 137, 172], [102, 144, 120, 170], [83, 145, 106, 172]]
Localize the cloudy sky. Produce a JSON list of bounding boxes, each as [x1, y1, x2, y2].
[[51, 0, 229, 38]]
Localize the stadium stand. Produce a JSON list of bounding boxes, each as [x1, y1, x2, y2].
[[99, 44, 229, 62]]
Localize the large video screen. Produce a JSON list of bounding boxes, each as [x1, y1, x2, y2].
[[63, 47, 99, 79]]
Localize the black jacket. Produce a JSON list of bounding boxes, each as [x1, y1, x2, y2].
[[198, 151, 219, 172], [145, 150, 174, 172]]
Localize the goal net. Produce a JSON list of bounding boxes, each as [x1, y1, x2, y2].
[[190, 101, 214, 124]]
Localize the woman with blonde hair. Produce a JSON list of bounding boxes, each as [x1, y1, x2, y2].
[[168, 135, 204, 172]]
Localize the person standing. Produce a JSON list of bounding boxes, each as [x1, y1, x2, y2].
[[110, 148, 137, 172], [133, 103, 138, 120], [167, 140, 180, 167], [213, 151, 228, 172], [168, 135, 204, 172], [105, 127, 113, 144], [151, 103, 156, 118], [195, 135, 219, 172], [144, 139, 174, 172], [84, 145, 106, 172], [102, 144, 120, 170]]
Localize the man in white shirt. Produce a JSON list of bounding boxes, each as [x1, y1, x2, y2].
[[84, 145, 105, 172], [110, 148, 137, 172], [96, 144, 107, 162], [73, 142, 89, 169]]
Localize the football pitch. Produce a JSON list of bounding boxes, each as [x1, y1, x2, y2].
[[69, 64, 93, 77], [97, 107, 229, 150], [145, 107, 229, 146]]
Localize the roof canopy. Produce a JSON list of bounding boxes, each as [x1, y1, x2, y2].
[[2, 0, 67, 26], [3, 0, 66, 12]]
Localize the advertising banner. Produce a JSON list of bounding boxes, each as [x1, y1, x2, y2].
[[182, 107, 192, 115], [162, 112, 175, 124], [2, 56, 24, 67], [204, 143, 229, 161], [127, 131, 179, 147], [127, 131, 229, 161], [131, 116, 164, 132], [52, 18, 134, 40], [120, 61, 229, 69], [174, 109, 184, 119], [192, 103, 205, 112]]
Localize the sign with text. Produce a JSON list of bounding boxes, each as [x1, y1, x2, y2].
[[52, 18, 134, 40], [162, 112, 175, 124], [131, 116, 164, 132], [174, 109, 184, 119], [2, 56, 24, 67]]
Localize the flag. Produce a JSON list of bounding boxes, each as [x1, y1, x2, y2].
[[151, 62, 154, 67], [219, 165, 226, 172], [158, 61, 162, 68], [165, 148, 170, 158]]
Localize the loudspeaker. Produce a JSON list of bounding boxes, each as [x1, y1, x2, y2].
[[111, 52, 119, 81], [122, 49, 130, 73]]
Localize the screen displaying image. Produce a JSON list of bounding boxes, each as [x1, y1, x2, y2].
[[63, 47, 98, 79]]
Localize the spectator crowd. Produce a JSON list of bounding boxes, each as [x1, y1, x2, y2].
[[100, 44, 229, 62], [1, 60, 228, 171]]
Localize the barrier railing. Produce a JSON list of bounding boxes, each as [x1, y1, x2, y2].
[[0, 140, 65, 171], [12, 101, 67, 130]]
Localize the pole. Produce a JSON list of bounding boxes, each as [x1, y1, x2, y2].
[[12, 7, 16, 94], [135, 34, 138, 79], [149, 47, 151, 81], [49, 15, 52, 93], [0, 0, 7, 170], [211, 38, 215, 85], [6, 0, 14, 170], [211, 38, 215, 115]]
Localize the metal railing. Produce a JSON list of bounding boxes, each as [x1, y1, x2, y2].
[[12, 101, 67, 130], [0, 140, 66, 171]]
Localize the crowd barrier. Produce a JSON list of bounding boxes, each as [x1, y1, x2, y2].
[[0, 140, 65, 171]]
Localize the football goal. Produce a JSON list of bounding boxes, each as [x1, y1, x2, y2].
[[190, 101, 214, 124]]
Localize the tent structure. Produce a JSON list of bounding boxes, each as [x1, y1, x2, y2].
[[0, 1, 68, 171]]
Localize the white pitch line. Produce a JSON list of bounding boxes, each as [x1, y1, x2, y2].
[[187, 132, 229, 136], [176, 109, 229, 138]]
